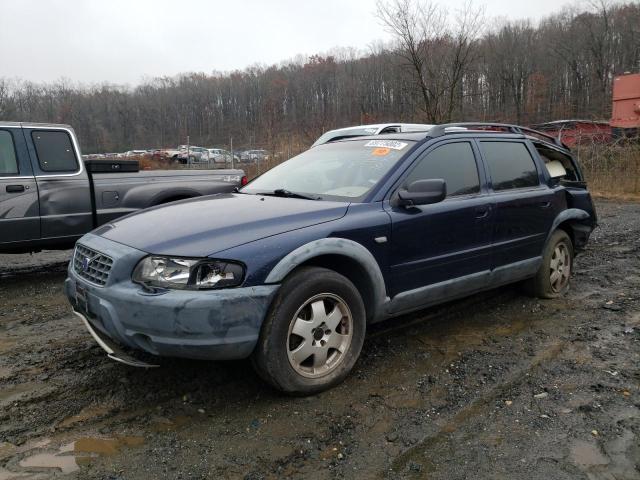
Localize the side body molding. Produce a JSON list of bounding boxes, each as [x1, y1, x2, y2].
[[265, 238, 389, 321]]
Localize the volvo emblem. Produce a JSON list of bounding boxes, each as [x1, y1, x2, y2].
[[81, 254, 99, 272]]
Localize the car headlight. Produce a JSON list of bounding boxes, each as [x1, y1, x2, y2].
[[132, 256, 244, 290]]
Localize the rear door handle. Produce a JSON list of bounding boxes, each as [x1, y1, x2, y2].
[[6, 185, 25, 193], [475, 207, 490, 219], [539, 201, 552, 208]]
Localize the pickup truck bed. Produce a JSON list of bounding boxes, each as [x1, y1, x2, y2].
[[0, 122, 246, 253]]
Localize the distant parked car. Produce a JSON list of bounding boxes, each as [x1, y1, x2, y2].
[[150, 149, 172, 161], [207, 148, 238, 164], [240, 149, 269, 162], [177, 146, 210, 164], [157, 147, 181, 161], [124, 150, 148, 157]]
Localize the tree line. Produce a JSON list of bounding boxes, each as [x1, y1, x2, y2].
[[0, 0, 638, 154]]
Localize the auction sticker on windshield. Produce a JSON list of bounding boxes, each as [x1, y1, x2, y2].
[[364, 140, 408, 150], [372, 147, 391, 156]]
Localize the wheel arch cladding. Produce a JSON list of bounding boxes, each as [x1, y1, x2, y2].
[[264, 238, 388, 323], [547, 208, 590, 248]]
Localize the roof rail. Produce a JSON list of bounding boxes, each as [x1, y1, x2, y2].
[[428, 122, 569, 149]]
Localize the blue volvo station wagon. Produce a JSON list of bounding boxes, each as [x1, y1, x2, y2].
[[65, 123, 596, 394]]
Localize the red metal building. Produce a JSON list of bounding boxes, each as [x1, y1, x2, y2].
[[611, 73, 640, 137]]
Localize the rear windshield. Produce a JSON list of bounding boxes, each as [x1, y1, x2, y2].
[[242, 139, 414, 201]]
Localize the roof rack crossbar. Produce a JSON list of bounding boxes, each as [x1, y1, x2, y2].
[[428, 122, 568, 149]]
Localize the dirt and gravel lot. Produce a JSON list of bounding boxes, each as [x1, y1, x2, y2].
[[0, 199, 638, 480]]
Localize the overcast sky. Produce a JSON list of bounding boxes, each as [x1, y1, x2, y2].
[[1, 0, 580, 86]]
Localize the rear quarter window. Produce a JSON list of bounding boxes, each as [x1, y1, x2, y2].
[[481, 142, 539, 191], [31, 130, 79, 172]]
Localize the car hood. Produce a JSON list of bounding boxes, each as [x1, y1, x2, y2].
[[97, 193, 349, 257]]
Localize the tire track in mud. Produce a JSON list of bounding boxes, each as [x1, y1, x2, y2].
[[387, 339, 567, 477]]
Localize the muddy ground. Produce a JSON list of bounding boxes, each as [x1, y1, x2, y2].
[[0, 199, 638, 480]]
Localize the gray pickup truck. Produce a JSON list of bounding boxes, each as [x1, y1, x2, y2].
[[0, 122, 246, 253]]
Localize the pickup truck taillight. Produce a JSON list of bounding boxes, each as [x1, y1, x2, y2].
[[241, 175, 248, 186]]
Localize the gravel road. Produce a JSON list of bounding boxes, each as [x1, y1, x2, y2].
[[0, 199, 638, 480]]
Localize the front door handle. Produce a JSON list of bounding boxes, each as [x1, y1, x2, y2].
[[6, 185, 25, 193], [539, 201, 552, 208]]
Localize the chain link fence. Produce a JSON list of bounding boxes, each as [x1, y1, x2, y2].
[[573, 135, 640, 197]]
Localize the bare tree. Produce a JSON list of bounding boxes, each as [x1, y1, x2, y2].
[[376, 0, 484, 122], [485, 21, 537, 123]]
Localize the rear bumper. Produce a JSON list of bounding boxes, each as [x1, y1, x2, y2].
[[66, 233, 279, 361], [572, 223, 594, 251]]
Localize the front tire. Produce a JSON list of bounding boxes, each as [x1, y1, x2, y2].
[[252, 267, 366, 395], [526, 230, 574, 298]]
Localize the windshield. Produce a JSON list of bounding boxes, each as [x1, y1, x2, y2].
[[242, 139, 414, 201]]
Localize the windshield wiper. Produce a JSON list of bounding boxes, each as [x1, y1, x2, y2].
[[262, 189, 320, 200]]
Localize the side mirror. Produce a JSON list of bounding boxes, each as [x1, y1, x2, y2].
[[396, 179, 446, 207]]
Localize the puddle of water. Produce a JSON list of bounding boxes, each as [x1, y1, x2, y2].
[[0, 466, 31, 480], [58, 405, 112, 428], [18, 452, 79, 475], [414, 317, 529, 363], [570, 440, 610, 467], [26, 439, 51, 451], [0, 337, 16, 354], [0, 383, 38, 406], [151, 415, 190, 432], [492, 318, 527, 336], [74, 436, 144, 455], [0, 442, 16, 461], [384, 391, 422, 409], [17, 436, 145, 475]]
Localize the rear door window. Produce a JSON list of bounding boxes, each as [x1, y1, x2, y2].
[[0, 130, 18, 175], [481, 141, 539, 191], [31, 130, 79, 172], [405, 142, 480, 197]]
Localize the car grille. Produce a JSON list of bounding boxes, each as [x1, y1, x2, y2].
[[73, 244, 114, 286]]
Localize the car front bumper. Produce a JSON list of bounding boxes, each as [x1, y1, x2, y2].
[[65, 233, 279, 362]]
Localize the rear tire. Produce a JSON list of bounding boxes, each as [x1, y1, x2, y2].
[[252, 267, 366, 395], [525, 230, 573, 299]]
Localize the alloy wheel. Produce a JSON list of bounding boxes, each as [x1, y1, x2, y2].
[[287, 293, 353, 379], [549, 242, 571, 292]]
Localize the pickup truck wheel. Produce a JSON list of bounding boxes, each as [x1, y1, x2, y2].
[[252, 267, 366, 395], [526, 230, 573, 299]]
